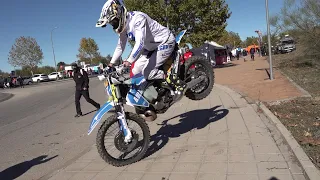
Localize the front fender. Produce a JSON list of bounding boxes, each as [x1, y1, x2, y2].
[[88, 101, 114, 135]]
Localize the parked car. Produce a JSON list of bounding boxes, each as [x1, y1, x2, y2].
[[278, 35, 296, 54], [59, 71, 67, 79], [48, 72, 63, 80], [32, 74, 49, 83], [22, 76, 33, 85], [0, 78, 4, 88]]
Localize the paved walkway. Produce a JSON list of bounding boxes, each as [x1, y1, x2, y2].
[[48, 85, 306, 180], [215, 56, 307, 102]]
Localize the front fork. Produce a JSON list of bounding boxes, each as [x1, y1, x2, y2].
[[115, 103, 133, 143]]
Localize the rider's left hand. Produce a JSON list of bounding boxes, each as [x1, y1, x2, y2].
[[123, 61, 131, 67]]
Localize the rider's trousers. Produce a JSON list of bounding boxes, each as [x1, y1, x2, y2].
[[131, 33, 176, 80]]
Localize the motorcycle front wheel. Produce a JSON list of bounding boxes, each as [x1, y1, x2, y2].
[[96, 112, 150, 167]]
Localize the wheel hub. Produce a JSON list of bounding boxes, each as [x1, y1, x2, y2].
[[114, 130, 139, 153], [190, 70, 208, 93]]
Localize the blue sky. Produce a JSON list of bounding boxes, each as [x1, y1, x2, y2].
[[0, 0, 282, 72]]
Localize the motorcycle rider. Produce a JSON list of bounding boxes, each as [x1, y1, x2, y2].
[[95, 0, 186, 92]]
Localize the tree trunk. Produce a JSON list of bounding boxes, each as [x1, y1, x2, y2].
[[30, 66, 34, 76]]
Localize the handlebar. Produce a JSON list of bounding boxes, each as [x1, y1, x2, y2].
[[98, 65, 131, 82]]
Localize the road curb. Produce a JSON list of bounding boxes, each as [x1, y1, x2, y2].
[[0, 93, 14, 103], [215, 83, 320, 180]]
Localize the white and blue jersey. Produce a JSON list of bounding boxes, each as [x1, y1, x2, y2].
[[110, 11, 172, 64]]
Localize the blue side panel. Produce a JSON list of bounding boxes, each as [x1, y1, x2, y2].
[[126, 88, 149, 107], [130, 74, 145, 85], [175, 30, 187, 44], [88, 101, 114, 135], [126, 73, 149, 107]]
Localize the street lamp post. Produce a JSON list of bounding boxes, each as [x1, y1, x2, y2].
[[51, 27, 58, 76], [265, 0, 274, 80]]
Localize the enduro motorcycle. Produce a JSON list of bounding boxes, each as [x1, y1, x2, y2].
[[87, 30, 214, 167]]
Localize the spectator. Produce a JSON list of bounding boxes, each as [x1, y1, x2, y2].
[[7, 76, 13, 88], [180, 45, 195, 69], [71, 63, 100, 118], [228, 51, 233, 61], [242, 49, 248, 61], [250, 48, 255, 61], [18, 76, 24, 88], [3, 77, 8, 88], [236, 47, 241, 60]]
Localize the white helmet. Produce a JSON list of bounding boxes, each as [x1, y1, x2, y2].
[[96, 0, 127, 34]]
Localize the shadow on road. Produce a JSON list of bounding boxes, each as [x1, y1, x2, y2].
[[83, 110, 98, 116], [144, 105, 229, 158], [269, 177, 280, 180], [83, 109, 116, 117], [0, 155, 58, 180], [0, 93, 14, 103], [214, 63, 238, 69]]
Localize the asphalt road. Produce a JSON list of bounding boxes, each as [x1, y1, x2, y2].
[[0, 77, 108, 180]]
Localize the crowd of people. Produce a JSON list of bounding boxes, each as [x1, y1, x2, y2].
[[1, 75, 25, 89]]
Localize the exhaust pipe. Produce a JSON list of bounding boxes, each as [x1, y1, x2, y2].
[[139, 110, 157, 122]]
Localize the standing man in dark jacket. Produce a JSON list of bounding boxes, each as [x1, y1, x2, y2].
[[250, 48, 255, 61], [18, 76, 24, 88], [71, 63, 100, 118]]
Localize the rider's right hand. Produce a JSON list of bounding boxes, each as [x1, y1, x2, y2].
[[108, 63, 113, 67]]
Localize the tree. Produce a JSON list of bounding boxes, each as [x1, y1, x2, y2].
[[124, 0, 231, 47], [243, 36, 259, 46], [37, 66, 56, 75], [105, 54, 112, 63], [57, 61, 66, 68], [77, 38, 100, 64], [270, 0, 320, 54], [0, 69, 9, 77], [8, 36, 44, 75], [262, 33, 279, 47], [77, 57, 91, 65], [91, 54, 113, 66], [217, 30, 242, 48], [15, 65, 57, 76], [91, 56, 103, 65]]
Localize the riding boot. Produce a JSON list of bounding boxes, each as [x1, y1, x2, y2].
[[166, 74, 186, 93]]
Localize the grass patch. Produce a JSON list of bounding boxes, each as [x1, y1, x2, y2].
[[268, 47, 320, 169]]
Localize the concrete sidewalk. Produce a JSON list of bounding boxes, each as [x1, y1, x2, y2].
[[47, 85, 306, 180]]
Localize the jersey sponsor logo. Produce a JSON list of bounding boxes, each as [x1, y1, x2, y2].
[[158, 44, 169, 51], [133, 41, 143, 58], [127, 32, 135, 41]]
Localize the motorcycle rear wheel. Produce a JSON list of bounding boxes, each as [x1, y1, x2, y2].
[[183, 56, 215, 100]]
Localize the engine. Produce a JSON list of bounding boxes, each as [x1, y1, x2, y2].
[[135, 83, 174, 122]]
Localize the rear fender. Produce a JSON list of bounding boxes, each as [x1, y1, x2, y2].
[[88, 101, 114, 135]]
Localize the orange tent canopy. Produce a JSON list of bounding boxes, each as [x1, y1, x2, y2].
[[246, 45, 259, 52]]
